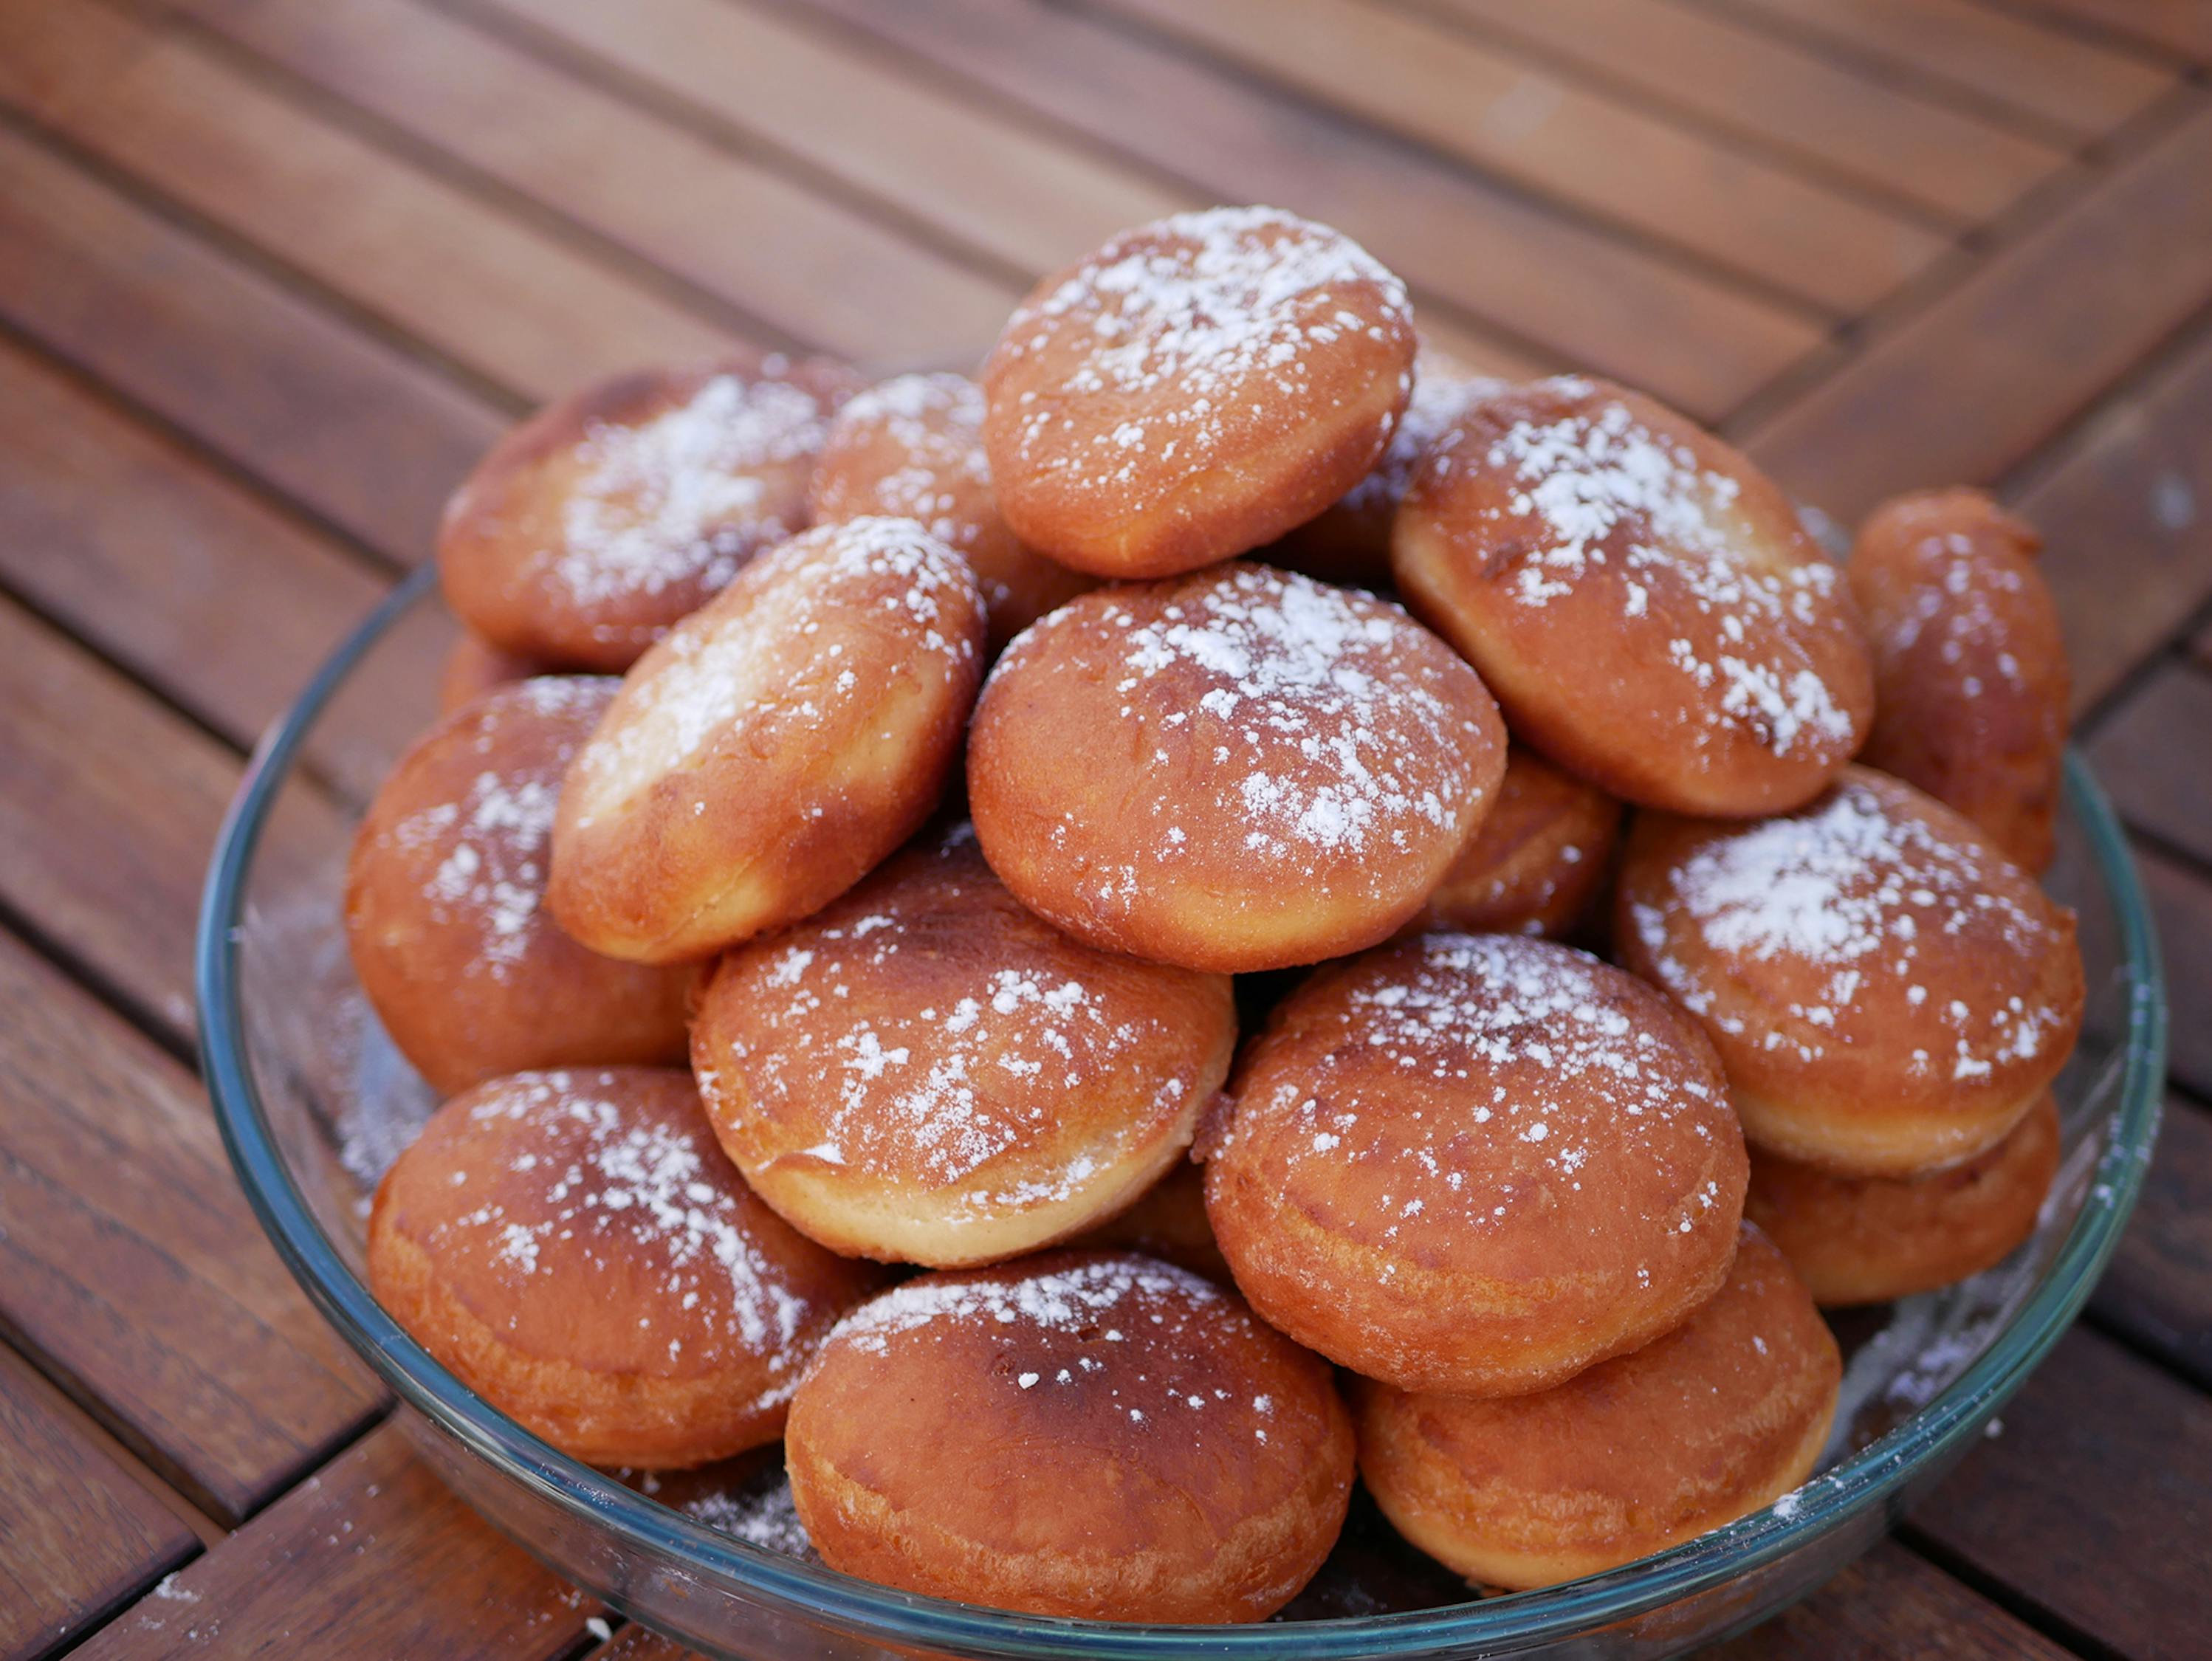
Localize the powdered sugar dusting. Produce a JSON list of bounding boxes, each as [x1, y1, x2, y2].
[[1337, 360, 1502, 519]]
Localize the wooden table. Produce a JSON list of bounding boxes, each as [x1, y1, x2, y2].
[[1, 0, 2209, 1654]]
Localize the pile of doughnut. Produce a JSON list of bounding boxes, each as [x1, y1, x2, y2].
[[348, 204, 2083, 1623]]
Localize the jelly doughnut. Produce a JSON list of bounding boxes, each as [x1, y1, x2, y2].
[[548, 517, 984, 964], [1417, 744, 1621, 939], [1206, 932, 1748, 1396], [786, 1251, 1353, 1621], [1618, 766, 2084, 1177], [968, 560, 1506, 972], [1393, 376, 1873, 816], [690, 824, 1236, 1267], [981, 206, 1416, 578], [344, 677, 693, 1093], [367, 1067, 879, 1468]]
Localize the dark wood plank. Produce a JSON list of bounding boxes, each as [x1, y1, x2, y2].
[[1401, 0, 2072, 225], [1743, 93, 2212, 523], [1706, 1538, 2073, 1659], [2092, 1094, 2212, 1390], [786, 0, 1825, 421], [1907, 1326, 2212, 1661], [2000, 0, 2212, 63], [1087, 0, 1946, 315], [181, 0, 1020, 368], [2143, 848, 2212, 1101], [0, 0, 743, 407], [0, 1349, 197, 1661], [2084, 662, 2212, 862], [78, 1424, 599, 1661]]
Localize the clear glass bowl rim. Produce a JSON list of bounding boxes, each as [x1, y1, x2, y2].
[[197, 563, 2168, 1659]]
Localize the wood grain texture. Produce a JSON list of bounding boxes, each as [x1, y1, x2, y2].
[[75, 1424, 600, 1660], [2092, 1095, 2212, 1389], [2140, 847, 2212, 1100], [2001, 0, 2212, 62], [2086, 663, 2212, 862], [1703, 1538, 2074, 1659], [0, 1351, 197, 1661]]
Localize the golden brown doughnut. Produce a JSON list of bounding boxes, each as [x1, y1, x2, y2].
[[981, 206, 1416, 578], [1206, 932, 1748, 1397], [344, 678, 694, 1093], [690, 824, 1236, 1267], [1849, 488, 2069, 873], [1748, 1091, 2060, 1306], [1393, 376, 1873, 816], [1068, 1158, 1232, 1283], [439, 354, 862, 671], [1418, 744, 1621, 938], [808, 371, 1096, 656], [547, 517, 984, 964], [1358, 1223, 1838, 1590], [968, 560, 1507, 973], [1618, 766, 2084, 1177], [367, 1067, 879, 1468], [786, 1251, 1353, 1621], [439, 631, 553, 715]]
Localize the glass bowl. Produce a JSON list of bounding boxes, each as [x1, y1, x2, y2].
[[199, 564, 2165, 1660]]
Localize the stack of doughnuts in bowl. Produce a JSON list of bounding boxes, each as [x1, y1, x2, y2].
[[345, 204, 2085, 1623]]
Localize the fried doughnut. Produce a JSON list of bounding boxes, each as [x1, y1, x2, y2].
[[1418, 744, 1621, 939], [1358, 1223, 1838, 1590], [1070, 1158, 1231, 1282], [1849, 488, 2068, 873], [968, 560, 1506, 972], [1618, 766, 2084, 1177], [1271, 348, 1502, 588], [344, 678, 693, 1093], [367, 1067, 879, 1468], [690, 825, 1236, 1267], [439, 631, 552, 714], [440, 354, 862, 671], [786, 1251, 1353, 1621], [981, 205, 1416, 578], [1206, 932, 1748, 1397], [1748, 1092, 2059, 1306], [1393, 376, 1873, 816], [808, 371, 1095, 655], [547, 517, 984, 964]]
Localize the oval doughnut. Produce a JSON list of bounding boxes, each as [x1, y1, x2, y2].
[[981, 205, 1417, 578], [1393, 375, 1873, 816], [548, 516, 984, 964], [439, 631, 552, 715], [1617, 766, 2084, 1177], [344, 677, 694, 1093], [1748, 1091, 2060, 1306], [440, 354, 862, 671], [1358, 1223, 1838, 1590], [1417, 743, 1621, 939], [786, 1251, 1353, 1621], [1205, 932, 1748, 1397], [1850, 488, 2069, 873], [367, 1067, 880, 1468], [808, 371, 1096, 656], [968, 560, 1506, 973], [690, 823, 1237, 1267]]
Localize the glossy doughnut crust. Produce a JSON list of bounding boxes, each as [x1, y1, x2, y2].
[[1748, 1092, 2059, 1306], [439, 632, 552, 715], [344, 678, 693, 1093], [367, 1068, 881, 1468], [968, 560, 1507, 973], [439, 354, 862, 671], [1618, 766, 2084, 1177], [1392, 376, 1873, 816], [547, 517, 985, 964], [1205, 932, 1748, 1397], [1070, 1158, 1232, 1283], [981, 205, 1416, 578], [809, 372, 1096, 656], [1271, 349, 1502, 588], [690, 825, 1237, 1268], [1358, 1224, 1838, 1590], [1417, 744, 1621, 939], [786, 1251, 1353, 1621], [1849, 489, 2069, 873]]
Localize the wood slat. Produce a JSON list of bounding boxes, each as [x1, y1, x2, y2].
[[787, 0, 1824, 421], [0, 1349, 197, 1661], [77, 1423, 599, 1660], [1705, 1538, 2072, 1659], [0, 0, 743, 409], [2001, 0, 2212, 63], [2085, 662, 2212, 863], [1708, 0, 2174, 140], [2140, 847, 2212, 1101], [1908, 1327, 2212, 1661], [1401, 0, 2072, 225], [2092, 1094, 2212, 1390], [1742, 93, 2212, 523], [180, 0, 1019, 368]]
